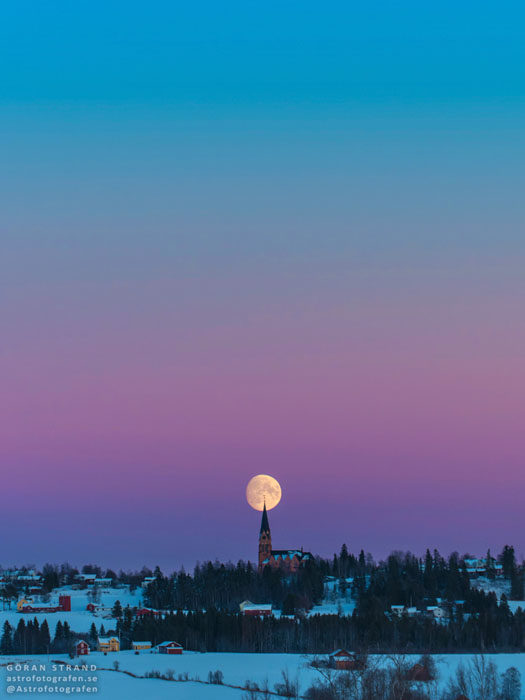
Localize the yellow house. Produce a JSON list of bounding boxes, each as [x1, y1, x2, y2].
[[131, 641, 152, 650], [98, 637, 120, 652]]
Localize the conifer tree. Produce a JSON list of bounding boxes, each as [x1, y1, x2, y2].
[[112, 600, 123, 619], [54, 621, 64, 642], [89, 623, 98, 644], [0, 621, 13, 654], [13, 619, 26, 654], [39, 620, 51, 654]]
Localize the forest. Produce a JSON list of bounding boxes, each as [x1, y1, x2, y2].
[[1, 545, 524, 655]]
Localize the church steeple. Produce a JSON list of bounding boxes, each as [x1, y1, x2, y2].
[[258, 501, 272, 571], [260, 501, 270, 535]]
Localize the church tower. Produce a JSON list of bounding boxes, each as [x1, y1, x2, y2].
[[258, 501, 272, 571]]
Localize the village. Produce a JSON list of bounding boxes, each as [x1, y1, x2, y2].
[[0, 512, 522, 699], [0, 550, 520, 653]]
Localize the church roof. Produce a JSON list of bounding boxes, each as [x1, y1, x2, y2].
[[265, 549, 312, 562], [260, 502, 270, 534]]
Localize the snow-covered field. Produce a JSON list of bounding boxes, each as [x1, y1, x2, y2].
[[2, 580, 524, 697], [0, 586, 144, 634], [2, 651, 525, 699]]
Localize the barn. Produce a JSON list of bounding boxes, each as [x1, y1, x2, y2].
[[157, 641, 183, 655], [135, 608, 161, 619], [132, 641, 152, 651], [329, 649, 356, 670], [240, 602, 272, 617], [75, 641, 89, 656]]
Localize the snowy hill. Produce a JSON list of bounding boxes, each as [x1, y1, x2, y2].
[[0, 585, 144, 634]]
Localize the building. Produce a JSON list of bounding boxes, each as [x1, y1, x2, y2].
[[135, 608, 161, 619], [94, 578, 113, 587], [75, 641, 90, 656], [75, 574, 98, 585], [329, 649, 357, 670], [157, 641, 183, 655], [17, 595, 71, 614], [59, 595, 71, 611], [258, 502, 312, 573], [16, 574, 42, 583], [463, 556, 504, 578], [240, 602, 272, 617], [98, 637, 120, 652], [426, 605, 446, 619], [132, 641, 152, 650]]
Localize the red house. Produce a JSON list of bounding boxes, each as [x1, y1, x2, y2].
[[86, 603, 97, 612], [329, 649, 356, 670], [135, 608, 161, 619], [240, 602, 272, 617], [75, 640, 90, 656], [157, 641, 183, 655]]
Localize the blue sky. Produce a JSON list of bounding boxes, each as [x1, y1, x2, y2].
[[1, 2, 525, 568], [2, 2, 525, 103]]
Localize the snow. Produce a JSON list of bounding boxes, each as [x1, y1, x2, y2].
[[1, 651, 525, 699], [473, 576, 525, 614], [307, 599, 356, 616], [0, 586, 144, 634]]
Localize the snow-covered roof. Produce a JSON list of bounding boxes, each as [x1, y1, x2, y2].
[[243, 604, 272, 611], [132, 641, 152, 646], [157, 641, 183, 647], [22, 603, 60, 609], [98, 637, 119, 643], [271, 549, 312, 561], [330, 649, 353, 657]]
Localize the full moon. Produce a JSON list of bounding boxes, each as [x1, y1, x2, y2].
[[246, 474, 282, 511]]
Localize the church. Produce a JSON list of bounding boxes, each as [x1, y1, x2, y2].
[[258, 502, 312, 573]]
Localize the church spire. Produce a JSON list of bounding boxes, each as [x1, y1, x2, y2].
[[258, 500, 272, 571], [260, 500, 270, 534]]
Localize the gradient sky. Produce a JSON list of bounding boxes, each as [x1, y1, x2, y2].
[[1, 2, 524, 570]]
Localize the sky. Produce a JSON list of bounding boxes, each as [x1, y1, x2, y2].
[[1, 2, 524, 571]]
